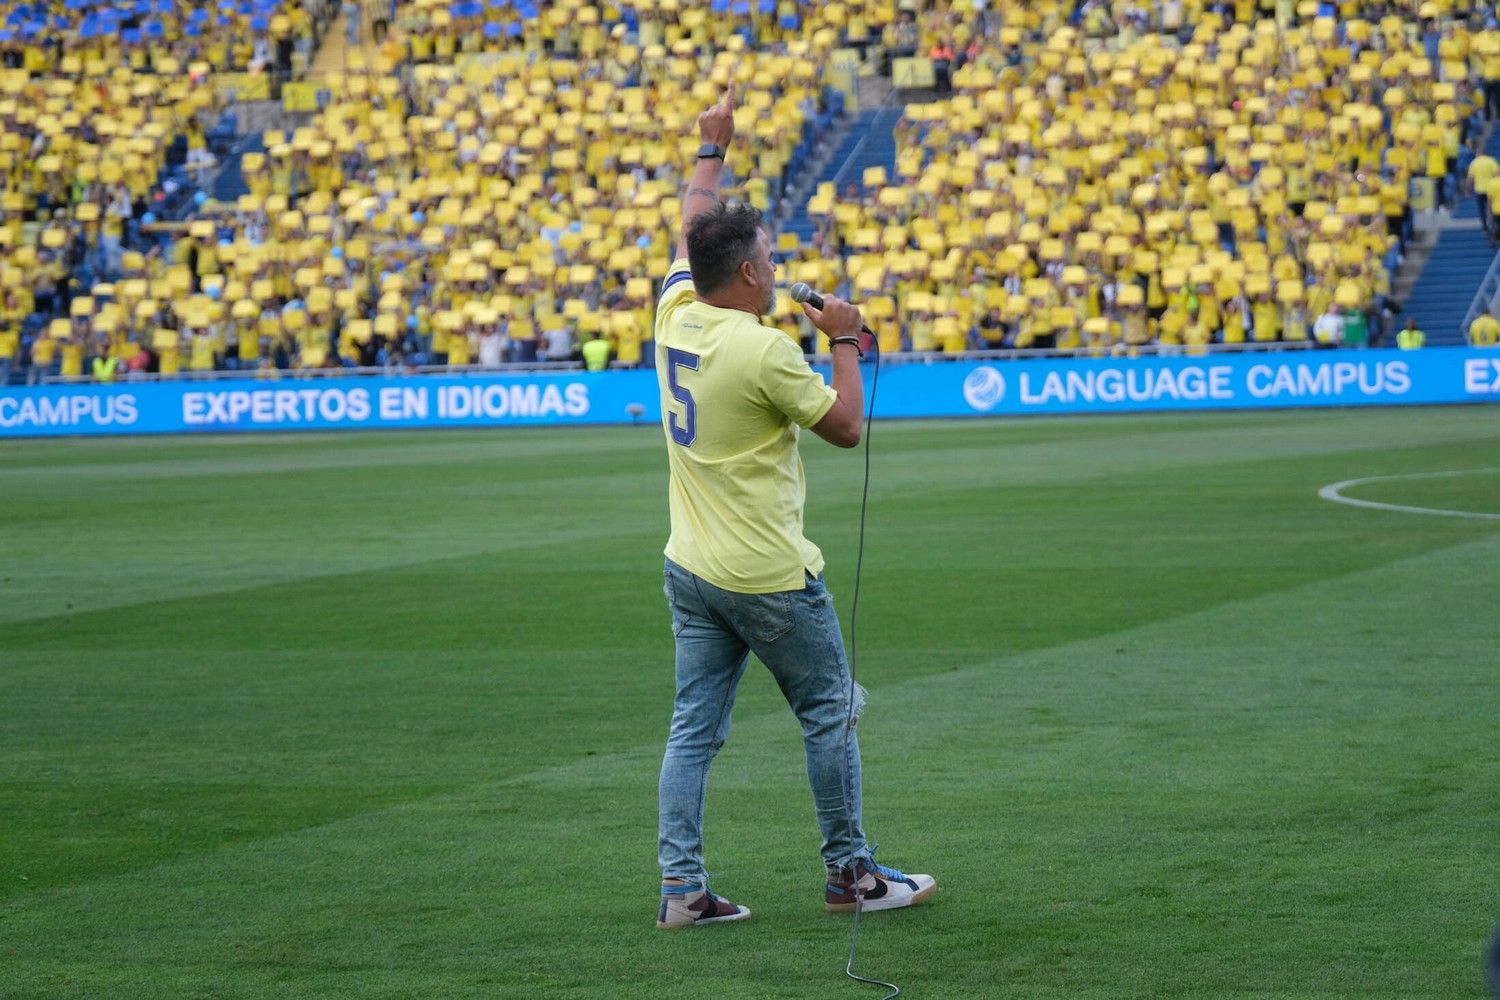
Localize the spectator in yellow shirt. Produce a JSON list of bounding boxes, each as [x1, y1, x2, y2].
[[1284, 298, 1310, 341], [935, 315, 967, 353], [907, 309, 935, 352], [0, 321, 15, 382], [28, 335, 57, 384], [614, 315, 643, 367], [1470, 309, 1500, 347], [1221, 293, 1249, 344], [1425, 134, 1450, 208], [59, 335, 85, 378], [234, 319, 260, 371], [1157, 306, 1187, 346], [1182, 308, 1211, 352], [159, 333, 183, 376], [188, 329, 217, 372], [1482, 29, 1500, 122], [1251, 294, 1282, 343], [1468, 148, 1499, 237], [743, 170, 771, 215], [447, 327, 472, 367]]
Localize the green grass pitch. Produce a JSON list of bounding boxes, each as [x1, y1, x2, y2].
[[2, 406, 1498, 999]]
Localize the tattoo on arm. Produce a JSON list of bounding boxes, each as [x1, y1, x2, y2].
[[687, 187, 720, 201]]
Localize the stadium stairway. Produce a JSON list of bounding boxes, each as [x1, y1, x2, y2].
[[841, 103, 903, 192], [210, 132, 263, 205], [309, 11, 359, 77], [781, 103, 901, 245], [1400, 225, 1494, 344], [774, 87, 842, 213]]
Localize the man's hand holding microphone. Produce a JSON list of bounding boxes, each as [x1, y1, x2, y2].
[[789, 283, 868, 447], [790, 281, 872, 356]]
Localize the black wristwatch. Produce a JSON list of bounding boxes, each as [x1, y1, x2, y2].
[[696, 143, 726, 161]]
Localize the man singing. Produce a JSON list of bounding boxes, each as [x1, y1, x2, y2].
[[653, 81, 936, 929]]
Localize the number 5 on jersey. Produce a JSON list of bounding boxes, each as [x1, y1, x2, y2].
[[665, 348, 700, 447]]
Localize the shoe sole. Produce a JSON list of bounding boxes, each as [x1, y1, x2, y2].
[[656, 909, 752, 929], [826, 883, 936, 913]]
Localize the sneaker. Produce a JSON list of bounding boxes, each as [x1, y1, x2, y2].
[[825, 859, 936, 913], [656, 880, 752, 929]]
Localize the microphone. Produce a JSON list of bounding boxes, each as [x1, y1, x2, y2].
[[788, 282, 876, 339]]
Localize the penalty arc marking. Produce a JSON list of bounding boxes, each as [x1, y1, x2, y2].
[[1317, 468, 1500, 522]]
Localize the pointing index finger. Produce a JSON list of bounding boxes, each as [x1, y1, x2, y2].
[[723, 79, 736, 108]]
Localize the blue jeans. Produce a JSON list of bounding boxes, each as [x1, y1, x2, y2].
[[658, 558, 869, 883]]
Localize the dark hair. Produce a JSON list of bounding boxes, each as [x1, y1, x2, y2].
[[686, 202, 765, 294]]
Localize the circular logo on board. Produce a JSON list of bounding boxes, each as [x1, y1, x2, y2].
[[962, 366, 1006, 411]]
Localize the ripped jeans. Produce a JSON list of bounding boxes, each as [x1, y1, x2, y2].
[[658, 558, 870, 883]]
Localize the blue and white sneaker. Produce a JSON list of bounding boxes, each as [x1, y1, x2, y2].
[[656, 880, 752, 929], [825, 859, 936, 913]]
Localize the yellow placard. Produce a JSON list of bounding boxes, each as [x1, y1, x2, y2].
[[281, 82, 322, 114], [828, 48, 861, 114], [1408, 177, 1435, 213], [214, 72, 270, 102], [892, 58, 935, 90]]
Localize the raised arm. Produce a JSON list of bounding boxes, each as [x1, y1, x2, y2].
[[675, 80, 737, 261]]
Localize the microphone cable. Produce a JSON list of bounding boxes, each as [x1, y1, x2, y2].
[[839, 334, 899, 1000]]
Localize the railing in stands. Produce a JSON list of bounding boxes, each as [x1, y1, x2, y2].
[[856, 341, 1319, 363], [829, 87, 901, 194], [1459, 245, 1500, 343], [33, 340, 1318, 385]]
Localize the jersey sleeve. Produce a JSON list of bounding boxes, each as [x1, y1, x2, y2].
[[759, 332, 838, 429], [654, 259, 697, 336]]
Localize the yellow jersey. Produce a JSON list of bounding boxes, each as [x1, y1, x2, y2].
[[60, 341, 84, 377], [1470, 314, 1500, 346], [189, 333, 216, 371], [1252, 301, 1282, 342], [1469, 155, 1499, 190], [31, 336, 56, 365], [614, 314, 643, 364], [448, 332, 471, 366], [654, 259, 838, 594]]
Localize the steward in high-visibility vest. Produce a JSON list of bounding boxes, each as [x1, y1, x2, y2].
[[91, 354, 117, 382], [1396, 321, 1426, 350], [581, 333, 612, 372]]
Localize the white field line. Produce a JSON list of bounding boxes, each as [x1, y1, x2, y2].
[[1318, 468, 1500, 521]]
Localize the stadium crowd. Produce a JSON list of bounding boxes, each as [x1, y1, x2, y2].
[[794, 0, 1495, 354], [1, 0, 1499, 384], [0, 0, 336, 89]]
